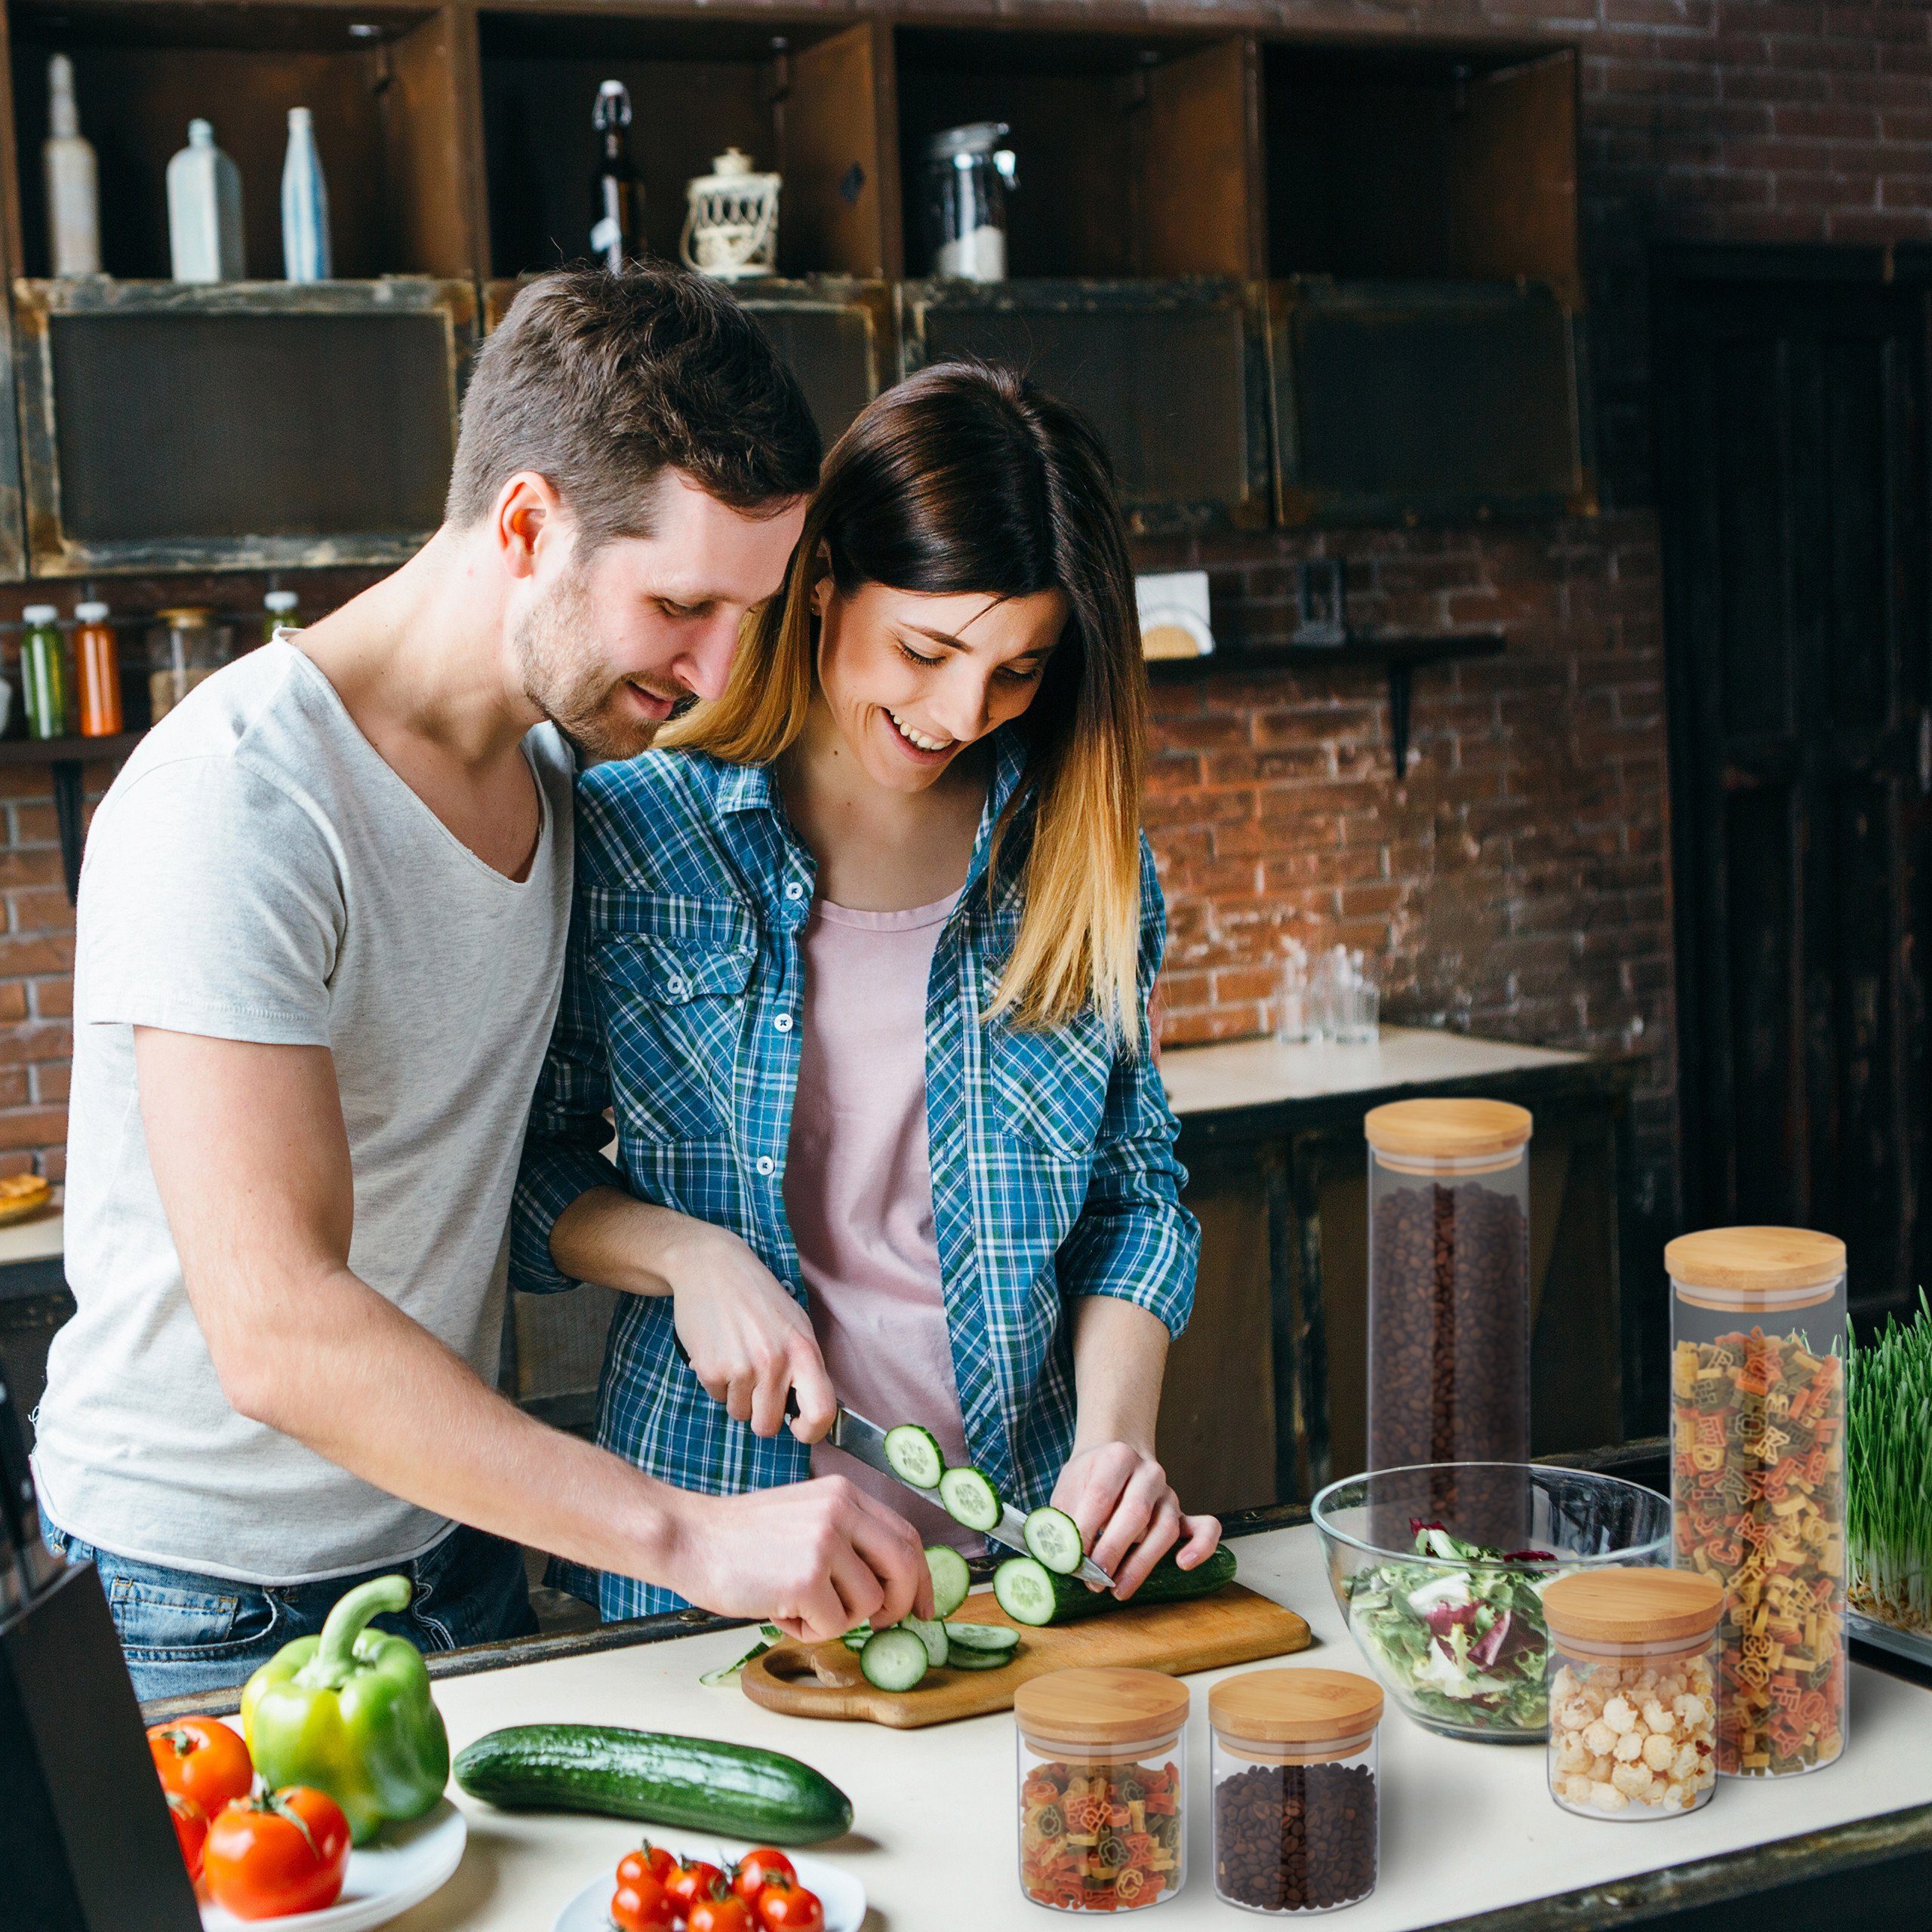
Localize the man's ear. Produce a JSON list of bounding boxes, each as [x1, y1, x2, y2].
[[494, 471, 568, 580]]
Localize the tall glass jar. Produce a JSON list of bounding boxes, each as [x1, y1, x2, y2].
[[1209, 1669, 1382, 1915], [19, 604, 67, 739], [924, 122, 1016, 281], [1543, 1567, 1722, 1820], [1668, 1226, 1847, 1778], [1015, 1668, 1188, 1913], [1364, 1100, 1533, 1478], [146, 607, 234, 721]]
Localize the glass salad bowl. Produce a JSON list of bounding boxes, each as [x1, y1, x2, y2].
[[1311, 1463, 1671, 1744]]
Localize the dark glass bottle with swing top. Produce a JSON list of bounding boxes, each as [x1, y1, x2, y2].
[[591, 81, 640, 272]]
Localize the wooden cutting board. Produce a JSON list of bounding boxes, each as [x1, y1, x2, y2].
[[739, 1584, 1310, 1729]]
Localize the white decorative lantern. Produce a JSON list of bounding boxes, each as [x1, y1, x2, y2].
[[681, 148, 780, 281]]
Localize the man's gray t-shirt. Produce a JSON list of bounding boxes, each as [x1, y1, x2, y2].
[[32, 639, 574, 1583]]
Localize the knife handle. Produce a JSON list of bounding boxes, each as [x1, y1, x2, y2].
[[672, 1330, 803, 1423]]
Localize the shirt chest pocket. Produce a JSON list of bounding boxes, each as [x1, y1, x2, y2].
[[589, 900, 755, 1146], [989, 1014, 1115, 1161]]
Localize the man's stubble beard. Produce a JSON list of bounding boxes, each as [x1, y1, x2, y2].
[[514, 563, 667, 763]]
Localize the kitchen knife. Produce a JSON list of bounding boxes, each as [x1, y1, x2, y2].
[[824, 1401, 1118, 1591]]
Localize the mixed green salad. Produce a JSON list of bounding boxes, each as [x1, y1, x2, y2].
[[1341, 1521, 1561, 1735]]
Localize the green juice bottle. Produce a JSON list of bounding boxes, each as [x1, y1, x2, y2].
[[20, 603, 67, 739]]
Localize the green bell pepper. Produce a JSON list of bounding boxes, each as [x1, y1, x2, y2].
[[242, 1574, 450, 1844]]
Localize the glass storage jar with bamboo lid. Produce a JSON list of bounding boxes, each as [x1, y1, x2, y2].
[[1210, 1669, 1382, 1915], [1364, 1099, 1534, 1475], [1544, 1567, 1722, 1820], [1015, 1668, 1188, 1912], [1667, 1226, 1847, 1778]]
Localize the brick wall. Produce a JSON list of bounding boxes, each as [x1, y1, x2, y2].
[[0, 0, 1926, 1252]]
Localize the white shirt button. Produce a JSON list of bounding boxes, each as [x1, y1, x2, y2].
[[784, 881, 805, 901], [773, 1012, 793, 1033], [665, 974, 688, 998], [755, 1155, 776, 1177]]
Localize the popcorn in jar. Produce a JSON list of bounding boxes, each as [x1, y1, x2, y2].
[[1543, 1567, 1723, 1820]]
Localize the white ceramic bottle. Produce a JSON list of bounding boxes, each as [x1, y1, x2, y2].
[[280, 106, 331, 282], [43, 54, 99, 277], [167, 120, 244, 282]]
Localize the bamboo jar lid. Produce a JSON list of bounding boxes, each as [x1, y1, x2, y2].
[[1208, 1669, 1384, 1746], [1015, 1668, 1190, 1746], [1543, 1567, 1724, 1647], [1666, 1226, 1844, 1309], [1364, 1099, 1533, 1164]]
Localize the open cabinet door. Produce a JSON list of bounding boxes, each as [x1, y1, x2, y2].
[[1140, 36, 1263, 279], [1451, 49, 1580, 305], [786, 21, 900, 279]]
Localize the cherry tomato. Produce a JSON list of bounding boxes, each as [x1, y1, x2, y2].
[[166, 1792, 207, 1884], [755, 1879, 826, 1932], [611, 1872, 678, 1932], [669, 1862, 727, 1914], [204, 1786, 350, 1920], [688, 1896, 755, 1932], [732, 1850, 797, 1903], [619, 1841, 679, 1889], [147, 1717, 254, 1820]]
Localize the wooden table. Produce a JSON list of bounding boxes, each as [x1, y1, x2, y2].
[[355, 1496, 1932, 1932]]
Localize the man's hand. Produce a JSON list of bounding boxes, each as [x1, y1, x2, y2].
[[664, 1475, 932, 1642], [1051, 1440, 1221, 1599], [659, 1221, 836, 1443]]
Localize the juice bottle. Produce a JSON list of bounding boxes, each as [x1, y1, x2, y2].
[[73, 598, 122, 736], [20, 605, 67, 739]]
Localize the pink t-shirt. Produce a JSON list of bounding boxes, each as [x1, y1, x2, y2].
[[783, 888, 976, 1549]]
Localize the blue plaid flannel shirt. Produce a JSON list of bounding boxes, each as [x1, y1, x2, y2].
[[510, 729, 1198, 1622]]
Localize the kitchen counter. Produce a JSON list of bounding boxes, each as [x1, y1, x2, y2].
[[0, 1188, 62, 1285], [359, 1506, 1932, 1932]]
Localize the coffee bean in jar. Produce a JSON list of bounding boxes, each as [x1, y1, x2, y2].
[[1211, 1669, 1383, 1916], [1365, 1101, 1533, 1486]]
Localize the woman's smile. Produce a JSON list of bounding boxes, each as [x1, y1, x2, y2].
[[885, 708, 956, 758]]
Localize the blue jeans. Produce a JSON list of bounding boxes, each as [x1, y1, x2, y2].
[[41, 1520, 538, 1706]]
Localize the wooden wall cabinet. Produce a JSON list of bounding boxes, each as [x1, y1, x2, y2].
[[14, 275, 473, 576], [900, 278, 1270, 535]]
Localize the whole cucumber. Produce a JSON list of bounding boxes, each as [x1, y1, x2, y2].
[[998, 1544, 1239, 1626], [452, 1724, 852, 1845]]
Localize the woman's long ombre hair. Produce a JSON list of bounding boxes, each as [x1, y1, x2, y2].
[[667, 361, 1149, 1046]]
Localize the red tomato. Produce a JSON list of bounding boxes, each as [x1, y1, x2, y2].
[[204, 1786, 351, 1920], [166, 1792, 207, 1884], [147, 1717, 254, 1820], [619, 1841, 679, 1889], [755, 1880, 826, 1932], [669, 1862, 726, 1914], [688, 1897, 755, 1932], [732, 1850, 797, 1903], [611, 1872, 678, 1932]]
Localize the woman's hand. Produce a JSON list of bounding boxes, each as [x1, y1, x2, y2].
[[660, 1220, 838, 1442], [1051, 1440, 1221, 1598]]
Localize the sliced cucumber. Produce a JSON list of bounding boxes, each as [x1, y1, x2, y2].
[[884, 1424, 946, 1490], [839, 1624, 873, 1651], [924, 1545, 971, 1620], [699, 1623, 785, 1687], [859, 1626, 929, 1691], [937, 1464, 1002, 1533], [993, 1555, 1063, 1627], [903, 1615, 949, 1669], [943, 1621, 1021, 1654], [945, 1642, 1014, 1671], [1023, 1505, 1086, 1576]]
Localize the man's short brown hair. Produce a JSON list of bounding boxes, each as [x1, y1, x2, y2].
[[445, 265, 822, 546]]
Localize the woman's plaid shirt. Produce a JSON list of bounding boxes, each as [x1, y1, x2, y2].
[[511, 733, 1198, 1621]]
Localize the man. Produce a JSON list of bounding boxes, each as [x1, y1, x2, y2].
[[30, 266, 928, 1702]]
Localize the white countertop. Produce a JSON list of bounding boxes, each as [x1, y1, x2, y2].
[[395, 1520, 1932, 1932], [0, 1188, 61, 1267], [1159, 1026, 1586, 1118]]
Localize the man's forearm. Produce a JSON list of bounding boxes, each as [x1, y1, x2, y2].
[[228, 1255, 688, 1585], [549, 1185, 722, 1297], [1069, 1295, 1171, 1454]]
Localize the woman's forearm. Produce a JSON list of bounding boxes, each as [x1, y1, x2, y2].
[[1069, 1295, 1172, 1453], [549, 1185, 721, 1297]]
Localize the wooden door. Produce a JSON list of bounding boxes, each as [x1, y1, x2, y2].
[[1657, 256, 1932, 1325]]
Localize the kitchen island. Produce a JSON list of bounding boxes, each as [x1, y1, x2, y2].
[[151, 1450, 1932, 1932]]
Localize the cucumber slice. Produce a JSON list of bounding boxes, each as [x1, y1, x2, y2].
[[943, 1621, 1022, 1654], [700, 1628, 780, 1686], [903, 1615, 949, 1668], [1023, 1505, 1085, 1576], [945, 1641, 1014, 1671], [924, 1545, 971, 1620], [993, 1555, 1063, 1627], [884, 1424, 946, 1490], [937, 1464, 1002, 1532], [859, 1626, 929, 1691]]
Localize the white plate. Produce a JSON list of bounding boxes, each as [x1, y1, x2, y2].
[[552, 1842, 865, 1932], [200, 1799, 466, 1932]]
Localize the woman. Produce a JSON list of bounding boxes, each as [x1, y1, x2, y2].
[[513, 363, 1217, 1623]]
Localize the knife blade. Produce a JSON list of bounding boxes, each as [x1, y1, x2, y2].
[[827, 1402, 1117, 1591]]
